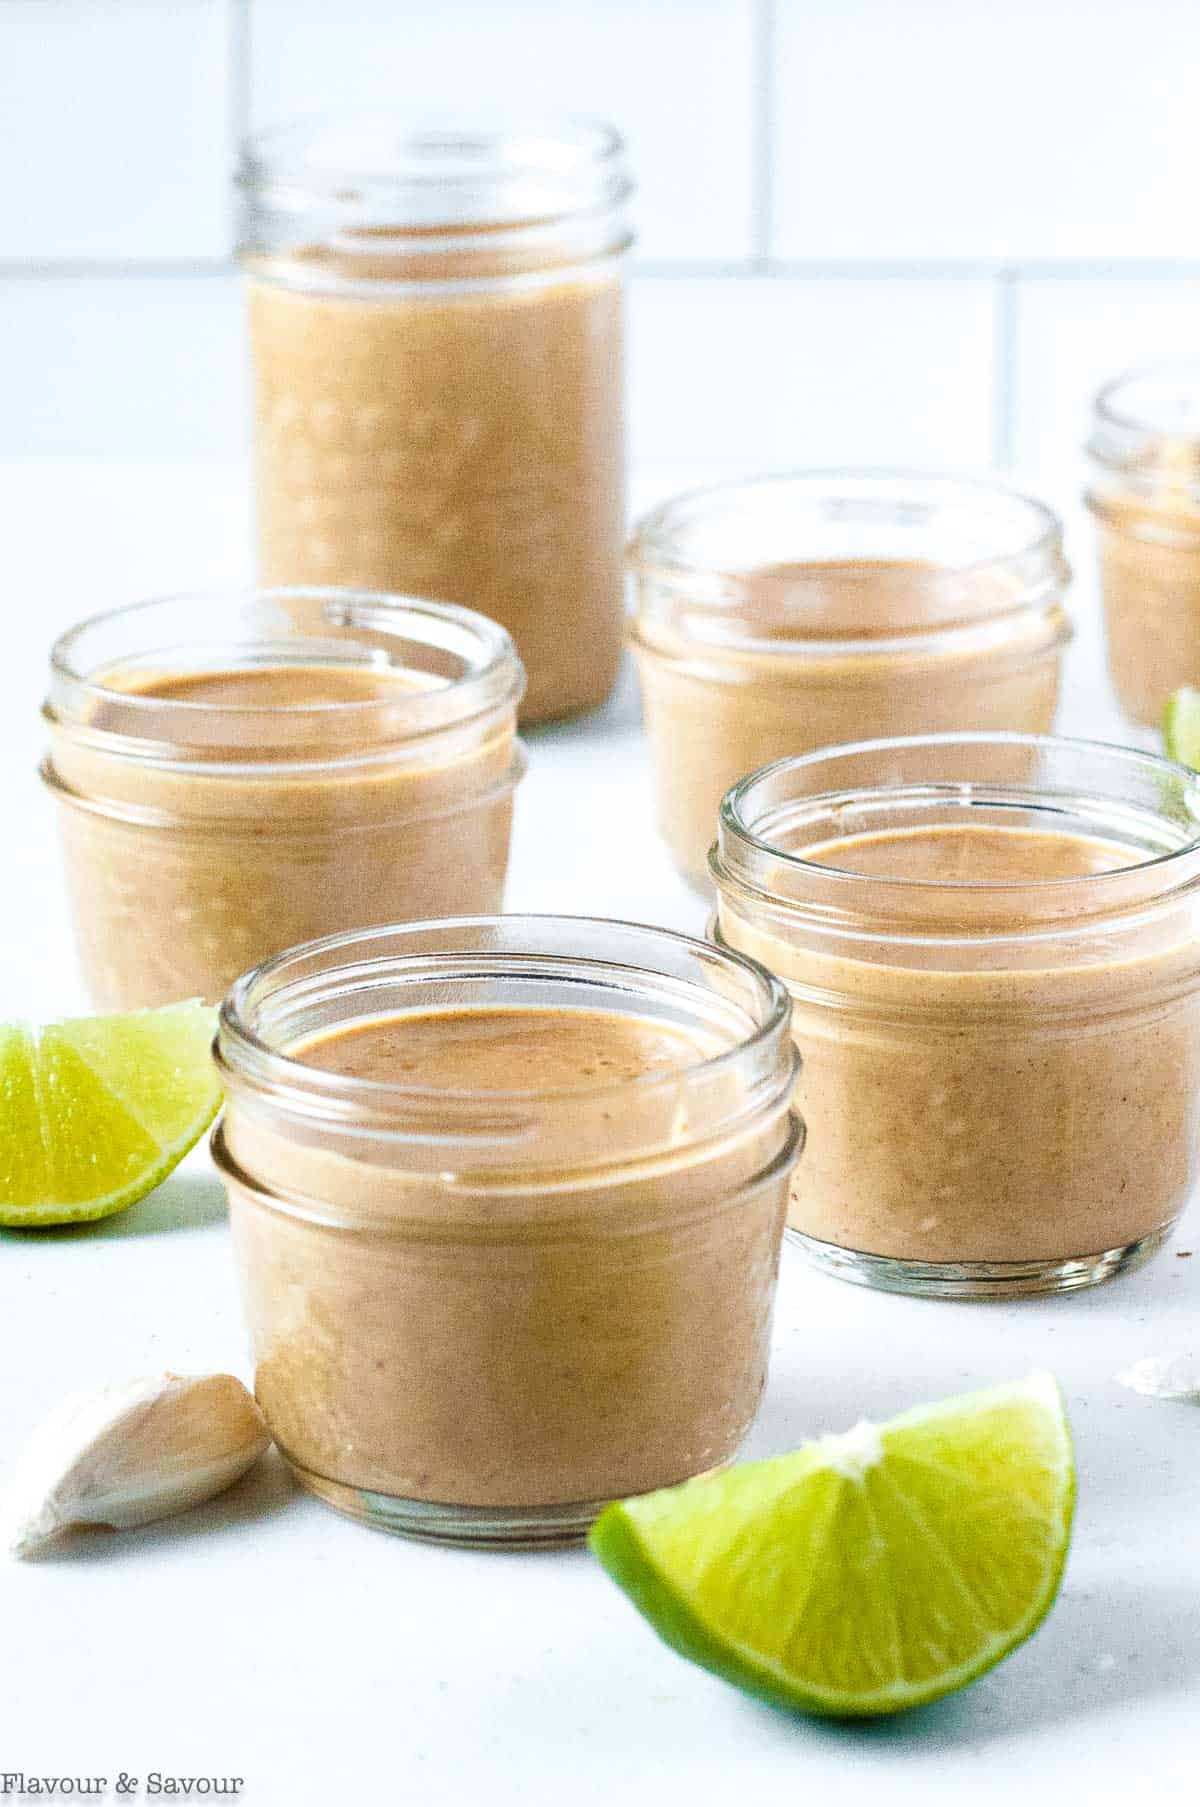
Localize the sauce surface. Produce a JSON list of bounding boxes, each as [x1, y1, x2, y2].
[[296, 1006, 719, 1091], [104, 661, 433, 709], [733, 557, 1016, 641], [803, 823, 1137, 885], [83, 659, 442, 753]]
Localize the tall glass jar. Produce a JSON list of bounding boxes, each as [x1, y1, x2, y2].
[[41, 589, 525, 1009], [213, 916, 802, 1547], [238, 117, 632, 724], [711, 734, 1200, 1298], [1086, 363, 1200, 724], [630, 473, 1072, 887]]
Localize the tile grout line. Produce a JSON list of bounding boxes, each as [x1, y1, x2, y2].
[[0, 260, 237, 279], [218, 0, 253, 259], [992, 269, 1019, 472], [751, 0, 775, 270], [7, 258, 1200, 282], [229, 0, 252, 144]]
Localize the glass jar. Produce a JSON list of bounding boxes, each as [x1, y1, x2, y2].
[[212, 916, 802, 1548], [41, 589, 525, 1010], [237, 116, 632, 725], [1086, 363, 1200, 724], [711, 734, 1200, 1299], [630, 472, 1072, 887]]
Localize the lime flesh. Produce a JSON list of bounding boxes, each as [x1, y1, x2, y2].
[[1163, 686, 1200, 768], [0, 1002, 221, 1227], [590, 1372, 1074, 1718]]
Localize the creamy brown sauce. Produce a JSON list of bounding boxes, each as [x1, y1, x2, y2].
[[223, 1001, 790, 1511], [1091, 487, 1200, 724], [86, 660, 439, 749], [740, 557, 974, 642], [803, 823, 1136, 884], [633, 560, 1067, 888], [719, 817, 1200, 1267], [48, 659, 520, 1009], [109, 662, 434, 709], [296, 1006, 718, 1090], [247, 261, 624, 723]]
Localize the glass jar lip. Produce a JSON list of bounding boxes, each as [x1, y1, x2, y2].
[[46, 587, 524, 751], [630, 469, 1065, 583], [237, 111, 632, 227], [1087, 365, 1200, 507], [217, 913, 794, 1114], [628, 470, 1068, 652], [1092, 361, 1200, 445], [717, 731, 1200, 903]]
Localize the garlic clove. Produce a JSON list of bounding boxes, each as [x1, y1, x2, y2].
[[3, 1372, 271, 1557]]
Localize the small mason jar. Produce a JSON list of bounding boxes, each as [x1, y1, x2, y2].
[[238, 116, 632, 725], [212, 916, 802, 1547], [42, 589, 525, 1010], [711, 734, 1200, 1299], [1086, 363, 1200, 724], [630, 472, 1072, 887]]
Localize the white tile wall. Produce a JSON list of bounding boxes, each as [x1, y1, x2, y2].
[[1013, 279, 1200, 505], [1, 0, 1198, 476], [248, 0, 758, 264], [1, 0, 235, 260], [771, 0, 1200, 263], [0, 276, 248, 458], [631, 277, 997, 466]]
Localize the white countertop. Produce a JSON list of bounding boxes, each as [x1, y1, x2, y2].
[[1, 462, 1195, 1807]]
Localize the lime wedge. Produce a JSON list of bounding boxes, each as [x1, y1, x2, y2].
[[0, 1002, 221, 1228], [590, 1372, 1074, 1718], [1163, 687, 1200, 767]]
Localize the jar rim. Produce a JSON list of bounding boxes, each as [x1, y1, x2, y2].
[[216, 913, 795, 1121], [631, 469, 1064, 580], [46, 587, 524, 756], [1093, 361, 1200, 446], [715, 732, 1200, 937], [629, 470, 1068, 651], [237, 111, 632, 229]]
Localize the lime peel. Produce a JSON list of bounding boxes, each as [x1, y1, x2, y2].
[[1163, 686, 1200, 768], [0, 1001, 221, 1228], [590, 1371, 1075, 1719]]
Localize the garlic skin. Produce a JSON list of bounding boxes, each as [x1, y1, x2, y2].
[[1116, 1353, 1200, 1401], [3, 1373, 271, 1557]]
